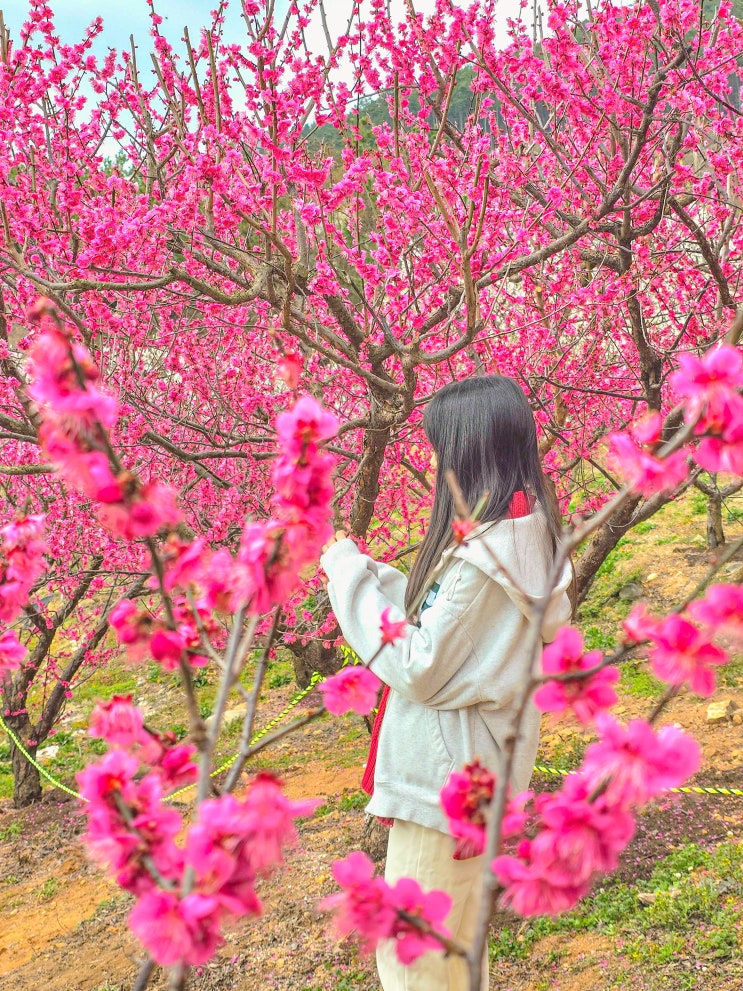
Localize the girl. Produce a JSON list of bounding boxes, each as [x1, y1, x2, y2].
[[320, 376, 573, 990]]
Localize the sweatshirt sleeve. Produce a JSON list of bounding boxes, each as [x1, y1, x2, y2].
[[320, 538, 486, 707], [321, 538, 408, 610]]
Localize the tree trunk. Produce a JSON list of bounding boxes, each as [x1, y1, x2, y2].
[[10, 727, 42, 807], [350, 415, 393, 538], [360, 814, 390, 863], [289, 638, 342, 688], [574, 494, 643, 605], [706, 477, 726, 549]]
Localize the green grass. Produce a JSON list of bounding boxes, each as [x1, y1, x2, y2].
[[489, 842, 743, 987], [583, 625, 616, 651], [718, 654, 743, 689], [268, 670, 293, 688], [619, 661, 664, 699], [689, 490, 708, 516], [596, 542, 634, 577], [338, 789, 368, 812], [547, 734, 588, 772], [38, 877, 59, 902], [0, 821, 21, 841], [633, 520, 658, 534]]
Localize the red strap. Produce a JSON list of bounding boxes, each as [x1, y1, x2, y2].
[[361, 684, 390, 796], [362, 491, 531, 811]]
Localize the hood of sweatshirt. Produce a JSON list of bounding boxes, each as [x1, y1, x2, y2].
[[451, 509, 573, 643]]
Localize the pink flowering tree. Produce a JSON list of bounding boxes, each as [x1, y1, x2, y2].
[[0, 0, 741, 701], [3, 301, 360, 986], [2, 0, 743, 800], [0, 0, 741, 981]]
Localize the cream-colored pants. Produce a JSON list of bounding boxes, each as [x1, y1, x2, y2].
[[376, 819, 490, 991]]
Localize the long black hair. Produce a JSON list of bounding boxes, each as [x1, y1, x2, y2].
[[404, 375, 562, 613]]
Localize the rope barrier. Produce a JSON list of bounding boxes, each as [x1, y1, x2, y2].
[[3, 694, 743, 803], [0, 711, 83, 801], [0, 671, 324, 805], [532, 762, 743, 797]]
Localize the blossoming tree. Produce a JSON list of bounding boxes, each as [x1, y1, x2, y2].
[[5, 309, 741, 989], [0, 1, 742, 981], [2, 0, 742, 805]]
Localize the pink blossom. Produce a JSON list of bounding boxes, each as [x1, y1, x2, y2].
[[38, 431, 123, 502], [451, 519, 475, 544], [237, 520, 299, 614], [157, 743, 199, 791], [26, 296, 53, 322], [161, 537, 208, 591], [607, 429, 688, 497], [109, 600, 153, 659], [81, 766, 184, 896], [28, 328, 118, 428], [278, 351, 303, 389], [240, 772, 318, 874], [389, 876, 452, 964], [0, 583, 26, 624], [581, 716, 702, 810], [275, 395, 338, 458], [319, 666, 381, 715], [98, 482, 182, 539], [129, 890, 223, 967], [0, 513, 46, 549], [530, 775, 635, 885], [88, 695, 147, 748], [272, 453, 335, 533], [534, 626, 619, 724], [648, 614, 728, 696], [501, 791, 533, 841], [185, 795, 262, 918], [0, 629, 26, 672], [321, 851, 397, 953], [688, 583, 743, 640], [150, 628, 186, 670], [380, 606, 408, 646], [671, 345, 743, 431], [492, 847, 590, 917], [694, 431, 743, 475], [185, 779, 313, 918], [440, 759, 495, 860], [77, 748, 139, 805], [200, 548, 237, 612], [622, 603, 660, 643], [0, 513, 47, 624]]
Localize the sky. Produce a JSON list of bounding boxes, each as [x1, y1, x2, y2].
[[0, 0, 537, 67], [0, 0, 540, 158]]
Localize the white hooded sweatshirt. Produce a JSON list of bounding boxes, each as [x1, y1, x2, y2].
[[320, 509, 574, 834]]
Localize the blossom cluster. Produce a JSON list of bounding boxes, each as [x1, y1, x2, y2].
[[104, 395, 338, 673], [491, 718, 700, 915], [318, 607, 408, 716], [321, 850, 452, 964], [607, 345, 743, 496], [672, 345, 743, 476], [27, 306, 182, 540], [534, 626, 620, 725], [434, 620, 704, 917], [439, 758, 529, 861], [623, 582, 738, 697], [0, 512, 46, 675], [79, 695, 316, 967]]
